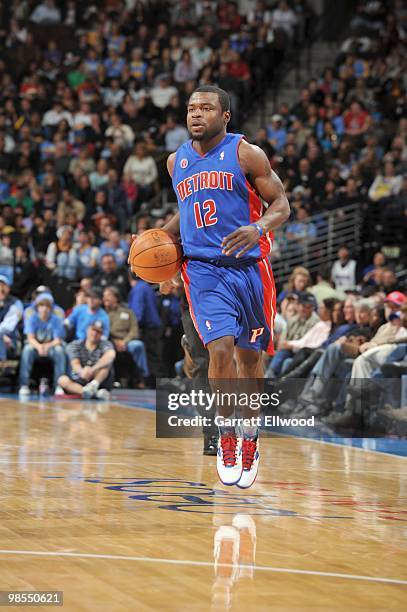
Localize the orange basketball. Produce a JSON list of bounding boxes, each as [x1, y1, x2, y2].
[[128, 229, 183, 283]]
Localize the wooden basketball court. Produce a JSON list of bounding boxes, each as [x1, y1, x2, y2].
[[0, 396, 406, 611]]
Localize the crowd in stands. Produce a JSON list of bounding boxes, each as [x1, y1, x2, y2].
[[0, 1, 406, 429], [0, 0, 310, 391]]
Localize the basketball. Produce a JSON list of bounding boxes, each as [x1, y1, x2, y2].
[[128, 229, 183, 283]]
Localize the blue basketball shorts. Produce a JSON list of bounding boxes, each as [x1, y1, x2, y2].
[[181, 258, 276, 355]]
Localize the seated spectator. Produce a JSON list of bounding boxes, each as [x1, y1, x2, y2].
[[99, 231, 128, 267], [45, 225, 79, 281], [272, 1, 298, 40], [76, 230, 100, 278], [123, 141, 158, 203], [278, 298, 339, 377], [11, 245, 41, 301], [278, 266, 312, 306], [267, 115, 287, 152], [66, 287, 109, 340], [93, 253, 129, 300], [309, 266, 345, 304], [266, 292, 319, 377], [368, 162, 403, 201], [57, 320, 115, 400], [343, 101, 371, 138], [150, 75, 178, 110], [128, 276, 163, 378], [161, 114, 189, 152], [0, 234, 13, 282], [0, 274, 23, 360], [285, 207, 317, 254], [377, 268, 399, 295], [18, 292, 66, 398], [362, 252, 387, 287], [331, 246, 357, 291], [174, 50, 198, 84], [103, 286, 149, 384], [89, 159, 110, 191], [56, 189, 85, 227], [30, 0, 61, 24]]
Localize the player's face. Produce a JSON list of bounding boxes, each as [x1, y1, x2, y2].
[[187, 93, 229, 141]]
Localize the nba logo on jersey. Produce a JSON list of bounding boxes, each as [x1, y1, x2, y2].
[[219, 151, 225, 160], [206, 320, 212, 330], [180, 158, 188, 169]]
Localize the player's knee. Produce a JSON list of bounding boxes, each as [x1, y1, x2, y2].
[[208, 339, 234, 369]]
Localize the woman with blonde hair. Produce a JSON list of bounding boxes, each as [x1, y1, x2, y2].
[[278, 266, 312, 316]]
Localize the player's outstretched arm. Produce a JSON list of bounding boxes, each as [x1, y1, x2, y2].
[[222, 141, 290, 258]]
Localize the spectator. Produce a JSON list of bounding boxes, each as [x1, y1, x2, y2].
[[174, 50, 198, 84], [56, 189, 85, 227], [103, 286, 149, 384], [30, 0, 61, 24], [11, 245, 40, 301], [128, 277, 163, 378], [123, 141, 158, 202], [58, 320, 115, 400], [93, 253, 129, 299], [45, 225, 79, 281], [24, 285, 65, 329], [0, 235, 13, 282], [331, 246, 357, 291], [150, 75, 178, 110], [343, 101, 371, 138], [76, 230, 100, 278], [278, 266, 312, 307], [309, 266, 345, 304], [368, 162, 403, 201], [161, 114, 189, 152], [99, 232, 128, 267], [272, 1, 298, 40], [267, 115, 287, 152], [66, 287, 109, 340], [18, 292, 65, 398], [0, 274, 23, 360]]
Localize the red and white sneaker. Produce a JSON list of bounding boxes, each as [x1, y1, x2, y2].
[[216, 434, 242, 486], [237, 438, 260, 489]]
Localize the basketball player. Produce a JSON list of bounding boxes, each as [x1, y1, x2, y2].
[[131, 86, 290, 488]]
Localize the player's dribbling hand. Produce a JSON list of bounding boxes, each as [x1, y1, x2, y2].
[[221, 225, 262, 258], [127, 234, 137, 264]]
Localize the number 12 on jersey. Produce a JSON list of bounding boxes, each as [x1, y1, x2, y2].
[[193, 199, 218, 228]]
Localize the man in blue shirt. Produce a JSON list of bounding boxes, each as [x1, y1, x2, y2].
[[128, 277, 163, 377], [23, 285, 65, 333], [66, 287, 110, 340], [18, 292, 66, 397], [0, 274, 23, 360]]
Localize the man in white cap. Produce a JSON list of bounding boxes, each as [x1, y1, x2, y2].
[[18, 292, 66, 398], [0, 274, 23, 362]]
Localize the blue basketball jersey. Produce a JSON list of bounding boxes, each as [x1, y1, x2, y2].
[[172, 133, 272, 262]]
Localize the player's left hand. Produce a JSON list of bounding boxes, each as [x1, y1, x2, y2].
[[222, 225, 262, 258]]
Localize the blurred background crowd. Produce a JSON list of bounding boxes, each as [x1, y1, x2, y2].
[[0, 0, 406, 428]]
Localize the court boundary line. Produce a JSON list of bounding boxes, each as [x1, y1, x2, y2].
[[0, 549, 405, 586]]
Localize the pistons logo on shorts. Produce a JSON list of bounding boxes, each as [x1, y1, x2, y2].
[[180, 158, 188, 169]]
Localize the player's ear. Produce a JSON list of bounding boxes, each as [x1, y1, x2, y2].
[[224, 110, 231, 126]]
